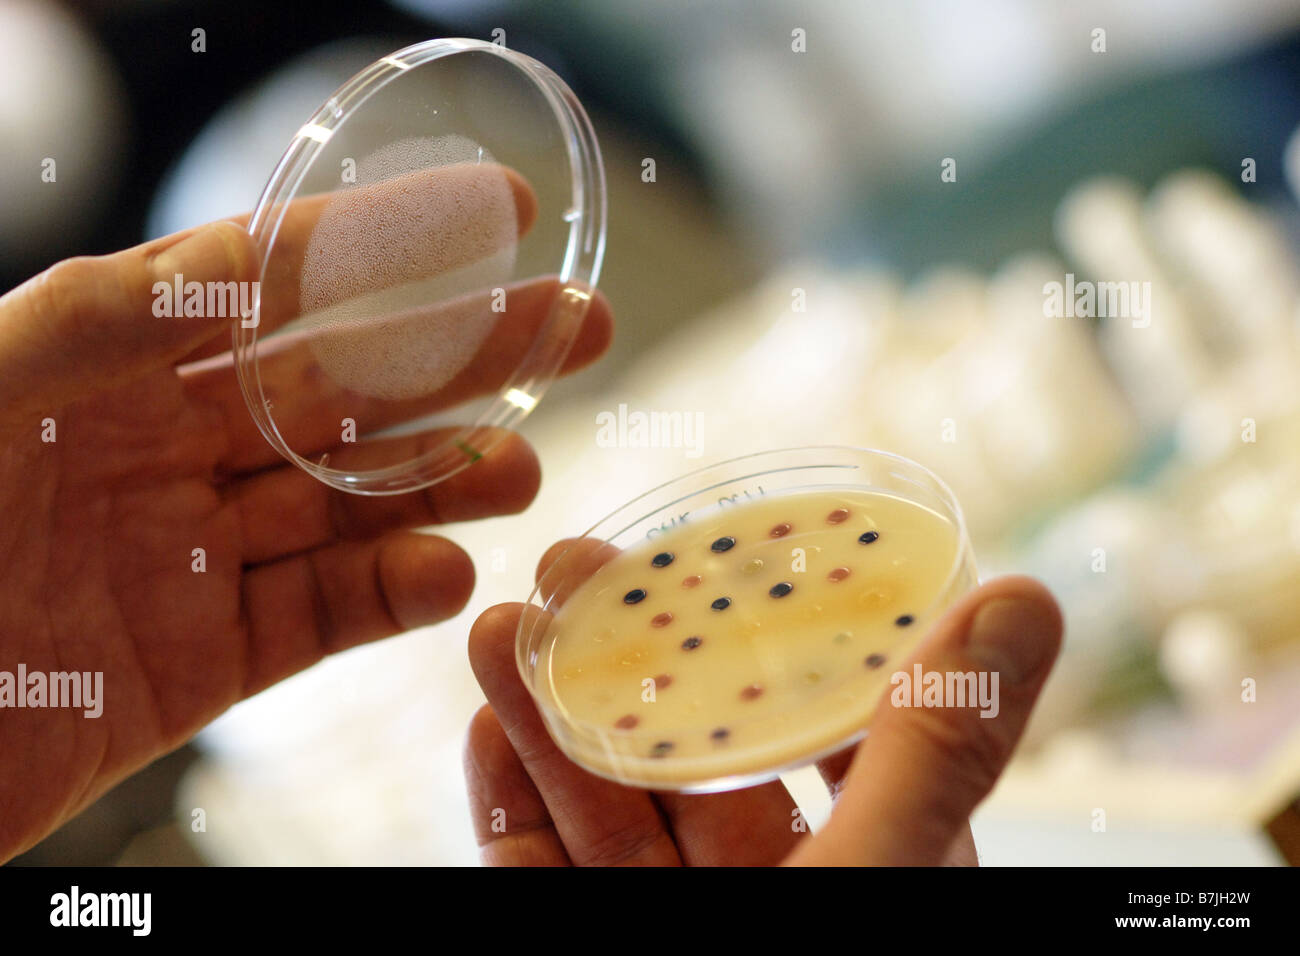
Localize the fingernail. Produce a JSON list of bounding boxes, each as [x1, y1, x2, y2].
[[151, 222, 254, 311], [966, 596, 1058, 685]]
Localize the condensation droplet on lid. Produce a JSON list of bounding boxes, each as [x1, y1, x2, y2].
[[296, 134, 518, 402]]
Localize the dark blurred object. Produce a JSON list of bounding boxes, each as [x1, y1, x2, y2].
[[1266, 796, 1300, 866], [0, 0, 440, 293], [0, 1, 126, 271], [850, 43, 1300, 276], [6, 746, 202, 866]]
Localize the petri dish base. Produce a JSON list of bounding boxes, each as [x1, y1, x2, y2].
[[518, 446, 978, 793]]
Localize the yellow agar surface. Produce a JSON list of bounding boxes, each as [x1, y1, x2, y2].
[[533, 488, 965, 788]]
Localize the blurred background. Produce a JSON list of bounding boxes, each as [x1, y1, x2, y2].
[[6, 0, 1300, 865]]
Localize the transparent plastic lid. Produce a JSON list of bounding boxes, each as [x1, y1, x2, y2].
[[234, 38, 605, 494]]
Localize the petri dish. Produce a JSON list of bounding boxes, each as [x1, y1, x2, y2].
[[232, 38, 605, 494], [517, 446, 978, 792]]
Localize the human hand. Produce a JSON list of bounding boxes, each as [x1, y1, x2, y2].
[[0, 171, 612, 862], [463, 540, 1061, 865]]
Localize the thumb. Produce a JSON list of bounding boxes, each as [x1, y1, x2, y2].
[[787, 575, 1063, 866], [0, 220, 257, 420]]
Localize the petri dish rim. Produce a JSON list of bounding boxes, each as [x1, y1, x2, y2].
[[516, 444, 978, 792], [233, 38, 607, 495]]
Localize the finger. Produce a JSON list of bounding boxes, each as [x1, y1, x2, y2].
[[464, 704, 571, 866], [181, 280, 613, 474], [653, 784, 802, 866], [0, 221, 257, 424], [534, 535, 802, 865], [534, 536, 621, 607], [814, 743, 858, 801], [785, 576, 1062, 866], [469, 602, 682, 866], [814, 742, 982, 871], [175, 163, 539, 365], [231, 427, 540, 564], [942, 822, 980, 866], [240, 529, 474, 697], [532, 536, 876, 866]]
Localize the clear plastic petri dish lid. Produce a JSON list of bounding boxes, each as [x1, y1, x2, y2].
[[233, 38, 605, 494], [518, 446, 979, 793]]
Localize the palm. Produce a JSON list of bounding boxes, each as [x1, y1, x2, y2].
[[0, 248, 611, 867], [1, 369, 247, 854], [0, 313, 614, 863]]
